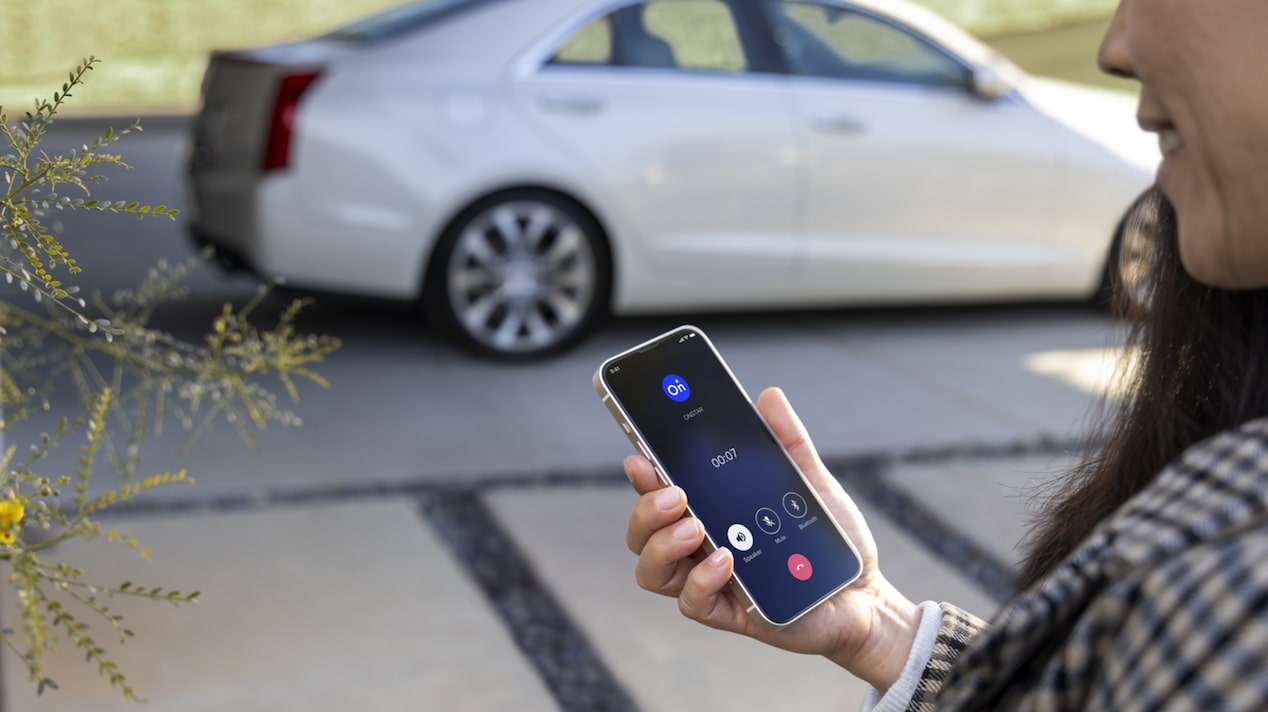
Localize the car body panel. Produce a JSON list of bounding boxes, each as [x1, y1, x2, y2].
[[786, 75, 1071, 301], [509, 65, 804, 311]]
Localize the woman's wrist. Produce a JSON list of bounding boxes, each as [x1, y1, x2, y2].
[[826, 576, 922, 690]]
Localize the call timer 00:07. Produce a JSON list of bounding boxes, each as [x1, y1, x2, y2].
[[711, 448, 738, 468]]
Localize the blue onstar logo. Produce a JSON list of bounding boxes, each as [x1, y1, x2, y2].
[[662, 374, 690, 402]]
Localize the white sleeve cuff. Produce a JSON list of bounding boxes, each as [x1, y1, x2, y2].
[[858, 600, 943, 712]]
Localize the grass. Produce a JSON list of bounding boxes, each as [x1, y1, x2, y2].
[[0, 0, 1126, 115], [0, 0, 406, 113], [984, 15, 1136, 93], [919, 0, 1116, 38]]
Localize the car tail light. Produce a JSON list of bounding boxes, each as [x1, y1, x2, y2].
[[262, 70, 321, 172]]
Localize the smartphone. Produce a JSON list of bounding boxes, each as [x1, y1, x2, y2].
[[595, 325, 863, 627]]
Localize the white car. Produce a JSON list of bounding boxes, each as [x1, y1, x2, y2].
[[186, 0, 1156, 358]]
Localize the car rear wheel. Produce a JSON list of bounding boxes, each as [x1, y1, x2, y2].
[[425, 191, 611, 358], [1100, 212, 1155, 317]]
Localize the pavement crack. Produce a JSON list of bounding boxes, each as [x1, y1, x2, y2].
[[417, 487, 639, 712], [830, 458, 1020, 603]]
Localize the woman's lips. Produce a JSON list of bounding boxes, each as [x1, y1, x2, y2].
[[1158, 128, 1183, 156], [1138, 113, 1182, 156]]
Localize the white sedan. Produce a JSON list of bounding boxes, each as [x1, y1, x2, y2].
[[186, 0, 1156, 358]]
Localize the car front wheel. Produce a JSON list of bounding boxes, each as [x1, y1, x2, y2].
[[425, 191, 611, 358]]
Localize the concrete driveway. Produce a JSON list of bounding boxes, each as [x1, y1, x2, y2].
[[0, 118, 1128, 711]]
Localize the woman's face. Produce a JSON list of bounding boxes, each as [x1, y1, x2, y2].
[[1100, 0, 1268, 289]]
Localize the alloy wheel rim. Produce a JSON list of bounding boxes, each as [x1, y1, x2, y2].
[[1118, 221, 1154, 311], [447, 201, 597, 353]]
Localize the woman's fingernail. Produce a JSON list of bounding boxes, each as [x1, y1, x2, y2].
[[709, 547, 730, 567], [674, 518, 699, 541], [655, 487, 682, 511]]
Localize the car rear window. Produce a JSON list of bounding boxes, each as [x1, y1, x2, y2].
[[323, 0, 507, 44]]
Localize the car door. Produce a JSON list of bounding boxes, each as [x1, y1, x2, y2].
[[764, 0, 1072, 302], [509, 0, 803, 309]]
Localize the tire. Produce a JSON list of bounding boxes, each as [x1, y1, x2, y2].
[[424, 190, 611, 359], [1098, 214, 1154, 317]]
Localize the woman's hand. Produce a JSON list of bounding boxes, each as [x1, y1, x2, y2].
[[625, 387, 921, 690]]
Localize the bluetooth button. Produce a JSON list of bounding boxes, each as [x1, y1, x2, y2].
[[783, 492, 808, 519]]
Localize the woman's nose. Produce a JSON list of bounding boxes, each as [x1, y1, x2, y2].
[[1098, 2, 1137, 81]]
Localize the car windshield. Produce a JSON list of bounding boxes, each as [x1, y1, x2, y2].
[[323, 0, 504, 44]]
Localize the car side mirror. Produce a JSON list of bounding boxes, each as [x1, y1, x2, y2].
[[972, 64, 1010, 100]]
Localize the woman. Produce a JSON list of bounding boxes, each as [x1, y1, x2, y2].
[[623, 0, 1268, 708]]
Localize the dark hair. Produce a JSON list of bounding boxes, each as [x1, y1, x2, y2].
[[1019, 187, 1268, 588]]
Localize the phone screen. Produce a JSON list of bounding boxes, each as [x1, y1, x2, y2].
[[600, 326, 861, 625]]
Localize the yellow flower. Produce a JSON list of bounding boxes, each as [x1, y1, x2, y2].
[[0, 497, 24, 526], [0, 496, 25, 544]]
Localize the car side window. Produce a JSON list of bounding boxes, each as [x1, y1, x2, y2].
[[768, 1, 970, 87], [553, 16, 614, 64], [551, 0, 748, 73]]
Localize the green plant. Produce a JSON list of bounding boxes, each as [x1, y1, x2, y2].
[[0, 57, 339, 699]]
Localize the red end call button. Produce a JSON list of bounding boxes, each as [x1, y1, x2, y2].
[[788, 553, 813, 581]]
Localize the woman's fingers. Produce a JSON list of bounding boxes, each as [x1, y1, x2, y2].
[[624, 454, 664, 496], [756, 387, 826, 479], [634, 516, 704, 595], [677, 547, 746, 631], [627, 482, 706, 597], [755, 387, 854, 510], [626, 485, 687, 554]]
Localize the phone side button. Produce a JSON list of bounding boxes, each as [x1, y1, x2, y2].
[[652, 466, 670, 487], [698, 538, 717, 558], [729, 580, 757, 613]]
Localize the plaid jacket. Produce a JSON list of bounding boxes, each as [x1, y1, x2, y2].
[[912, 417, 1268, 711]]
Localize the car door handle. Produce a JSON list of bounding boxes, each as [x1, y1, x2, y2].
[[538, 94, 604, 115], [811, 114, 865, 134]]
